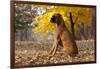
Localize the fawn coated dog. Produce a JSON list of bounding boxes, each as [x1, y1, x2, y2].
[[49, 14, 78, 57]]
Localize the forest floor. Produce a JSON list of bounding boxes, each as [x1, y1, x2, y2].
[[15, 39, 95, 67]]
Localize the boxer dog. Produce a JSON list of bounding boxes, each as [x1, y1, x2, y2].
[[49, 14, 78, 57]]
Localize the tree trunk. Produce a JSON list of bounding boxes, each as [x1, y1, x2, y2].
[[69, 12, 75, 39], [25, 28, 28, 41]]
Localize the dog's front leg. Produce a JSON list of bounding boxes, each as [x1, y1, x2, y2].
[[48, 40, 59, 59], [49, 42, 56, 55], [48, 33, 60, 57], [50, 39, 59, 56]]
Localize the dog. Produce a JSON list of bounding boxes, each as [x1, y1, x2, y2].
[[49, 14, 78, 57]]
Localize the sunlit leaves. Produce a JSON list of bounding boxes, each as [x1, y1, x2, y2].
[[32, 5, 92, 35]]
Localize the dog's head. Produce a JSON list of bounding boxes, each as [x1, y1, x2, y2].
[[50, 14, 62, 24]]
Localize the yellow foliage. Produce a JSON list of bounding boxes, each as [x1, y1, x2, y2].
[[32, 5, 92, 35]]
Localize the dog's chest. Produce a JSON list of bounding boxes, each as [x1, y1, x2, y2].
[[60, 31, 70, 40]]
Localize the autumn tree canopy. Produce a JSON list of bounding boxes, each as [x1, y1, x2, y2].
[[32, 5, 93, 36], [14, 3, 95, 40]]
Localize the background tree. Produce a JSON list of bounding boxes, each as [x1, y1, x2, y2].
[[32, 6, 95, 40], [15, 4, 38, 41], [14, 4, 95, 40]]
